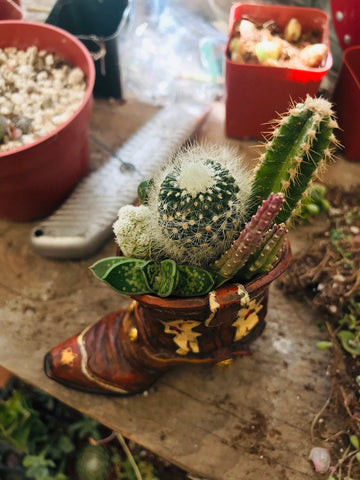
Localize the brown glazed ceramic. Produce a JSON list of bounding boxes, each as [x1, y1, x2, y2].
[[44, 239, 292, 395]]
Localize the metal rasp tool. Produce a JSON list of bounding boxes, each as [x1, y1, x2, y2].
[[31, 102, 209, 259]]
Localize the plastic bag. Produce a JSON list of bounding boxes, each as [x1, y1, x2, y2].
[[118, 0, 226, 105]]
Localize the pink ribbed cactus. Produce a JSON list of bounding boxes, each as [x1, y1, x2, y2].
[[210, 192, 286, 282]]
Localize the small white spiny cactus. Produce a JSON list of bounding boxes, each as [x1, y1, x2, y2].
[[113, 205, 152, 259], [145, 143, 252, 267]]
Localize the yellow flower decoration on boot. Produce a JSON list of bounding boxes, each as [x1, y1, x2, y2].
[[232, 298, 263, 342], [161, 319, 201, 355]]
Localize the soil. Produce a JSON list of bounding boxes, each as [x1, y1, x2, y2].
[[228, 16, 328, 69], [281, 188, 360, 319], [279, 186, 360, 478]]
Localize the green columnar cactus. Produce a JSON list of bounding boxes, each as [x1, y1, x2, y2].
[[247, 96, 338, 224], [146, 143, 252, 267]]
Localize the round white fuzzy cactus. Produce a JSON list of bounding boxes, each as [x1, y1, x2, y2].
[[113, 204, 152, 258]]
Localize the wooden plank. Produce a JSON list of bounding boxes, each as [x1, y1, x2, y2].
[[1, 97, 360, 479], [3, 2, 360, 477]]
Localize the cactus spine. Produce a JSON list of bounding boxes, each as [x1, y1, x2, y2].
[[247, 96, 338, 224], [210, 192, 286, 281], [147, 143, 251, 267]]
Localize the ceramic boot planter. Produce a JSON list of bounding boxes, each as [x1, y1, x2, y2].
[[44, 239, 291, 395], [43, 96, 337, 395]]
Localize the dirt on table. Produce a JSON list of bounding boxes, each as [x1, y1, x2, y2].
[[281, 188, 360, 319], [279, 186, 360, 479]]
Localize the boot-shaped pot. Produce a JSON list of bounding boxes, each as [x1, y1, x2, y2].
[[44, 239, 291, 395]]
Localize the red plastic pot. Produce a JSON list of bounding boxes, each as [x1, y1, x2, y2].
[[0, 21, 95, 221], [333, 46, 360, 162], [330, 0, 360, 51], [0, 0, 23, 20], [225, 3, 332, 139]]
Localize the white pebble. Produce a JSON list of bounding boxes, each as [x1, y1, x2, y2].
[[0, 46, 86, 152], [52, 113, 70, 125]]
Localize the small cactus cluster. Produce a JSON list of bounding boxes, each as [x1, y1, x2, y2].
[[146, 143, 251, 266], [91, 96, 338, 297]]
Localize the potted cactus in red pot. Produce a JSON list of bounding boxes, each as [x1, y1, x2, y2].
[[225, 2, 332, 139], [44, 96, 338, 395]]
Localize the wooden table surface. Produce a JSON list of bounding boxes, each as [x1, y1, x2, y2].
[[1, 93, 360, 480], [2, 1, 360, 477]]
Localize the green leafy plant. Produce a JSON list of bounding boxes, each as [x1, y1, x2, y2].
[[91, 96, 338, 297], [295, 183, 330, 222], [337, 298, 360, 357], [0, 388, 103, 479], [0, 386, 161, 480], [22, 454, 66, 480], [0, 391, 46, 452]]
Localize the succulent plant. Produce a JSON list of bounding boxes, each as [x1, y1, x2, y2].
[[91, 96, 338, 298], [210, 192, 286, 282], [113, 204, 152, 258], [147, 143, 252, 267], [90, 256, 216, 298], [247, 96, 338, 224], [115, 143, 252, 267]]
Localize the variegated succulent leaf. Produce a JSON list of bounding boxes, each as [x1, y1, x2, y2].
[[172, 264, 215, 297], [90, 257, 150, 295], [89, 256, 123, 279], [141, 259, 178, 297], [90, 257, 215, 297]]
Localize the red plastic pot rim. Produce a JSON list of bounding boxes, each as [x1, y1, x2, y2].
[[0, 20, 95, 159], [342, 45, 360, 89], [0, 0, 23, 19], [226, 2, 332, 81]]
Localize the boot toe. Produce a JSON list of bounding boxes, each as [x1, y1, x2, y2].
[[43, 310, 161, 395]]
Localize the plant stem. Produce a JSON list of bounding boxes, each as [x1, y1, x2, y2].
[[116, 433, 143, 480]]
